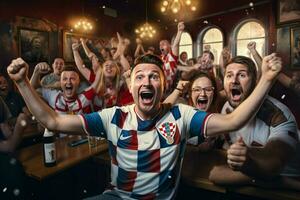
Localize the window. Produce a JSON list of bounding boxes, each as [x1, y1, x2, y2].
[[179, 32, 193, 60], [200, 28, 223, 64], [235, 20, 266, 58]]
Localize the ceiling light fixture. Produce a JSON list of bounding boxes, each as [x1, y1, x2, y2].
[[160, 0, 197, 14], [73, 1, 93, 32], [135, 0, 156, 39]]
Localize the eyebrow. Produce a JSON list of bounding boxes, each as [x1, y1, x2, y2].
[[135, 70, 161, 74]]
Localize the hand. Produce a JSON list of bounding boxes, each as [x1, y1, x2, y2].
[[113, 32, 127, 59], [7, 58, 29, 83], [80, 38, 88, 44], [177, 21, 185, 32], [122, 69, 131, 79], [247, 41, 256, 51], [136, 38, 142, 45], [227, 137, 248, 171], [261, 53, 282, 81], [34, 62, 51, 74], [176, 80, 190, 92], [72, 42, 81, 51]]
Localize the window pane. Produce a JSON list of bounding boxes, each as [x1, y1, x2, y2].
[[179, 32, 192, 45], [179, 32, 193, 59], [202, 42, 223, 64], [237, 22, 265, 39], [179, 45, 193, 60], [203, 28, 223, 43], [237, 38, 265, 58]]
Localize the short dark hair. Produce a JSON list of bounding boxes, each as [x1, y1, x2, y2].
[[133, 54, 164, 72], [225, 56, 257, 91], [203, 50, 215, 61], [62, 66, 79, 74]]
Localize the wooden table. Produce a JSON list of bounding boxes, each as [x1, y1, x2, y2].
[[181, 145, 227, 193], [18, 135, 108, 181], [181, 145, 300, 200]]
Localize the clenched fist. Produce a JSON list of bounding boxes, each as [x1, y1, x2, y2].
[[7, 58, 29, 83]]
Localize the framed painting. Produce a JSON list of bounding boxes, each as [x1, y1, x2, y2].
[[291, 27, 300, 68], [277, 0, 300, 25], [18, 28, 49, 63], [63, 31, 108, 63]]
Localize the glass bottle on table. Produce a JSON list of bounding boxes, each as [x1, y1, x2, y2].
[[43, 128, 56, 167]]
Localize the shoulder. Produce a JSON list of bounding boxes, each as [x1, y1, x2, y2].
[[257, 96, 296, 127]]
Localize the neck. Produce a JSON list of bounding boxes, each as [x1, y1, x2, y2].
[[135, 105, 162, 121]]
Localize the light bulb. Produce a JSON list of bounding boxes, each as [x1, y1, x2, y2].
[[171, 0, 181, 13], [163, 0, 168, 6], [186, 0, 191, 5], [161, 7, 166, 12], [191, 6, 196, 11]]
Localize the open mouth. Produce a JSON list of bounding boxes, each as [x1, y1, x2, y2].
[[196, 97, 208, 111], [231, 88, 242, 101], [65, 85, 73, 94], [140, 91, 154, 104]]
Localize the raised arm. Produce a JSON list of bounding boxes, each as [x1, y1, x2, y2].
[[113, 32, 131, 72], [134, 38, 145, 58], [247, 42, 262, 80], [72, 42, 91, 81], [163, 80, 189, 105], [30, 62, 51, 89], [7, 58, 84, 134], [206, 53, 282, 136], [171, 22, 185, 57]]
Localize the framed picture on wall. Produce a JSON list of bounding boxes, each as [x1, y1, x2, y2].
[[291, 27, 300, 68], [277, 0, 300, 25], [63, 31, 108, 63], [18, 28, 49, 63]]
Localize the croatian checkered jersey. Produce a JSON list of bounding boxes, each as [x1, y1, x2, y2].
[[41, 88, 95, 114], [161, 51, 178, 94], [80, 103, 211, 199]]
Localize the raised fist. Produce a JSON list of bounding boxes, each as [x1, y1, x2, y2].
[[7, 58, 29, 83]]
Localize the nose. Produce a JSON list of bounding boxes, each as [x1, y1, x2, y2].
[[142, 76, 151, 86]]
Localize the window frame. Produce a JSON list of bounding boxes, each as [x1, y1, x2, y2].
[[233, 18, 268, 57], [197, 26, 224, 62]]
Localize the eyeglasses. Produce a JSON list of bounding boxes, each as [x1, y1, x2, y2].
[[191, 86, 214, 94]]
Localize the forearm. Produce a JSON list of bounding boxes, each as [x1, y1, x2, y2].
[[172, 30, 183, 56], [30, 71, 42, 89], [250, 49, 262, 80], [91, 68, 104, 94], [209, 165, 252, 185], [120, 54, 130, 72], [15, 79, 59, 130], [163, 88, 181, 105], [81, 41, 93, 58], [73, 50, 91, 80]]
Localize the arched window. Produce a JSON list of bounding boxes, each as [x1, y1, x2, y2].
[[179, 32, 193, 60], [199, 27, 224, 64], [235, 20, 266, 58]]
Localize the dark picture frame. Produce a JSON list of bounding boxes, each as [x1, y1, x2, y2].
[[291, 27, 300, 68], [18, 28, 49, 63], [277, 0, 300, 25], [63, 31, 108, 63]]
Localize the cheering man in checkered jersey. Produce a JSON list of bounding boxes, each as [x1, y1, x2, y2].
[[7, 53, 281, 199]]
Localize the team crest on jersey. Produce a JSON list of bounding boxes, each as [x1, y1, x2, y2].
[[158, 122, 176, 144]]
